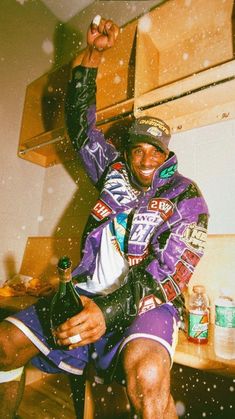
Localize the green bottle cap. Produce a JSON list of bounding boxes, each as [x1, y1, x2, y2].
[[58, 256, 72, 270]]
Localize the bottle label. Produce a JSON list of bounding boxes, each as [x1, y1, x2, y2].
[[215, 305, 235, 328], [188, 312, 209, 339]]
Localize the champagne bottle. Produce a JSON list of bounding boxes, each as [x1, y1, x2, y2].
[[50, 256, 83, 346]]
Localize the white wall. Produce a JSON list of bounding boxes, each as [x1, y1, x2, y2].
[[170, 118, 235, 234], [0, 0, 58, 282]]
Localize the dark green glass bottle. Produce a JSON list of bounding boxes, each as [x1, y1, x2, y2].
[[50, 256, 83, 346]]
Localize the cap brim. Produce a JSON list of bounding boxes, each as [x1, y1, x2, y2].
[[128, 134, 168, 154]]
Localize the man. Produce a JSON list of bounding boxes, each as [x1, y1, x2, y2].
[[0, 17, 208, 418]]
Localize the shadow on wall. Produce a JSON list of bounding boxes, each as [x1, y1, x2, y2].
[[3, 253, 17, 280], [41, 21, 83, 133]]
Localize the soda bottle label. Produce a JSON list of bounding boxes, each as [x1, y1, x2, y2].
[[188, 312, 209, 339], [215, 305, 235, 328]]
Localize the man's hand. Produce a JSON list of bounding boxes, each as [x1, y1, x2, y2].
[[54, 296, 106, 349], [76, 17, 119, 68], [88, 16, 119, 52]]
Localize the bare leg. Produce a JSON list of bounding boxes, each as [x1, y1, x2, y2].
[[0, 320, 39, 418], [122, 338, 177, 419]]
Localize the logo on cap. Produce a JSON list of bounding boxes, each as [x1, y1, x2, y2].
[[147, 126, 163, 138], [138, 118, 170, 136]]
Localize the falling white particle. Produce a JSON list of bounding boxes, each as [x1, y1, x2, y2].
[[16, 0, 28, 4], [37, 215, 44, 222], [107, 386, 112, 393], [91, 352, 98, 359], [50, 256, 58, 266], [42, 39, 54, 55], [119, 59, 124, 66], [230, 386, 234, 392], [183, 52, 189, 61], [21, 225, 26, 230], [47, 187, 54, 194], [113, 75, 121, 84], [138, 15, 152, 33], [175, 401, 186, 416], [203, 59, 210, 68]]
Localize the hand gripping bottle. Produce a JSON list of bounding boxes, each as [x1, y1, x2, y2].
[[214, 289, 235, 359], [188, 285, 209, 344], [50, 256, 83, 346]]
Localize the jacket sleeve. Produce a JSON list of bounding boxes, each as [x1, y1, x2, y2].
[[94, 184, 209, 332], [65, 65, 119, 185]]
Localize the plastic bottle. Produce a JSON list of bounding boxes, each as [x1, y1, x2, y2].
[[50, 256, 83, 347], [214, 289, 235, 359], [188, 285, 209, 344]]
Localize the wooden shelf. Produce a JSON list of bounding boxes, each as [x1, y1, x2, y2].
[[135, 0, 234, 96], [134, 60, 235, 133], [175, 327, 235, 378]]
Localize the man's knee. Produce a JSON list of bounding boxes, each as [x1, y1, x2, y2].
[[0, 320, 37, 370], [0, 321, 18, 370], [123, 338, 171, 394]]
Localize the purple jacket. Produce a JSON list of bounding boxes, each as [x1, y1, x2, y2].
[[65, 66, 209, 331]]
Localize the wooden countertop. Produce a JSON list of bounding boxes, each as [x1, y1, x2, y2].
[[1, 296, 234, 377], [174, 325, 235, 377]]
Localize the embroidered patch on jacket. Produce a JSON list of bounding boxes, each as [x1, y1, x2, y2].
[[128, 252, 148, 267], [148, 198, 174, 220], [104, 168, 139, 205], [91, 200, 112, 220], [138, 294, 162, 315], [171, 260, 193, 290], [181, 248, 200, 267], [129, 213, 162, 245], [162, 278, 179, 301], [182, 223, 207, 252], [159, 164, 177, 179], [111, 162, 125, 171]]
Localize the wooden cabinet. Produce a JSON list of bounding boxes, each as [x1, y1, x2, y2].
[[18, 0, 235, 167], [18, 19, 137, 167], [134, 0, 235, 133]]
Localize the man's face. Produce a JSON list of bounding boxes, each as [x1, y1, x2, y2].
[[125, 142, 168, 190]]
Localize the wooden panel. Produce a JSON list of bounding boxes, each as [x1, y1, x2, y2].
[[19, 236, 81, 280], [96, 20, 137, 110], [175, 327, 235, 377], [18, 20, 137, 167], [18, 98, 134, 167], [19, 64, 70, 147], [135, 0, 234, 96], [135, 60, 235, 133]]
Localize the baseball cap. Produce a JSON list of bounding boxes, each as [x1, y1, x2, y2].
[[127, 116, 171, 154]]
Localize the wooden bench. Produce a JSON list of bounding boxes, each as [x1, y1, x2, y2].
[[0, 235, 234, 418]]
